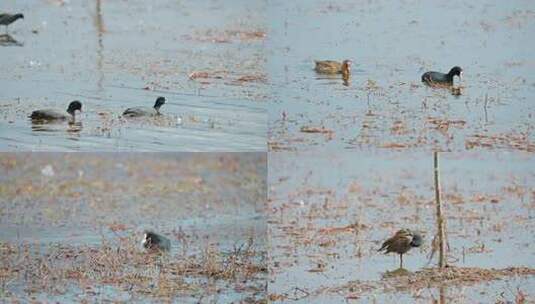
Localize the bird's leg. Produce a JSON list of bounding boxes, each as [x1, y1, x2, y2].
[[399, 253, 403, 269]]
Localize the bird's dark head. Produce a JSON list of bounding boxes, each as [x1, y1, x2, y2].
[[142, 231, 156, 249], [410, 232, 423, 248], [448, 66, 463, 79], [67, 100, 82, 115], [17, 14, 24, 19], [153, 97, 166, 110]]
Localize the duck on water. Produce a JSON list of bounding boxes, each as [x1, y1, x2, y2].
[[0, 13, 24, 33], [29, 100, 82, 122], [314, 59, 352, 79], [421, 66, 463, 87], [123, 96, 166, 118]]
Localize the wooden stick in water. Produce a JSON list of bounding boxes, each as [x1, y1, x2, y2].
[[434, 151, 446, 269]]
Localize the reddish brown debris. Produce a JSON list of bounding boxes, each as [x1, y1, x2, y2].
[[234, 74, 267, 83], [465, 132, 534, 152], [300, 126, 334, 134]]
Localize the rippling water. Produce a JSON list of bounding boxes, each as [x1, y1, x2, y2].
[[0, 0, 267, 151]]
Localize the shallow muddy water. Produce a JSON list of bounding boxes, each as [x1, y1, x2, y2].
[[268, 151, 535, 302], [0, 0, 267, 151], [0, 153, 267, 302], [267, 0, 535, 152]]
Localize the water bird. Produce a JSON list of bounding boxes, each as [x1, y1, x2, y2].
[[421, 66, 463, 86], [123, 96, 166, 117], [314, 59, 352, 78], [29, 100, 82, 121], [0, 13, 24, 33], [142, 231, 171, 252], [378, 229, 422, 269]]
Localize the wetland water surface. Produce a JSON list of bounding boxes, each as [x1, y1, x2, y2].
[[0, 153, 267, 302], [0, 0, 267, 151], [267, 0, 535, 152], [268, 151, 535, 303]]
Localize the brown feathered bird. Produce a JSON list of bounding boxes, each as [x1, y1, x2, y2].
[[378, 229, 423, 269], [314, 59, 352, 78], [0, 13, 24, 33]]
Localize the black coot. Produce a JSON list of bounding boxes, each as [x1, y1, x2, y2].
[[422, 66, 463, 86], [123, 97, 166, 117], [29, 101, 82, 121], [142, 231, 171, 252], [0, 13, 24, 33]]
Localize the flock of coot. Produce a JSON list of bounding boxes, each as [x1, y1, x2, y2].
[[29, 96, 167, 122], [2, 13, 169, 124]]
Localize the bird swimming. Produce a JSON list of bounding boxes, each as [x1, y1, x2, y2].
[[29, 100, 82, 121], [123, 96, 166, 117], [378, 229, 422, 269], [314, 59, 352, 78], [0, 13, 24, 33], [421, 66, 463, 86], [142, 231, 171, 252]]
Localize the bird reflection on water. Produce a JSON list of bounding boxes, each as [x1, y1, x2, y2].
[[31, 121, 83, 135], [0, 34, 23, 46]]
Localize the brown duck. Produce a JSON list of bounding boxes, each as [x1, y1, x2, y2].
[[314, 59, 352, 78], [378, 229, 423, 269]]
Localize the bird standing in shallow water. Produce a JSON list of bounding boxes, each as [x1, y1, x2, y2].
[[378, 229, 423, 269], [123, 96, 166, 117], [29, 100, 82, 122], [0, 13, 24, 33], [314, 59, 352, 79], [142, 231, 171, 252], [421, 66, 463, 87]]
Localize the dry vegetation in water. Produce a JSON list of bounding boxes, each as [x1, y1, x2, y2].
[[183, 29, 266, 44], [188, 70, 267, 86], [267, 153, 535, 303], [271, 111, 534, 152], [0, 235, 267, 302], [268, 266, 535, 302], [465, 131, 535, 152], [294, 266, 535, 302]]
